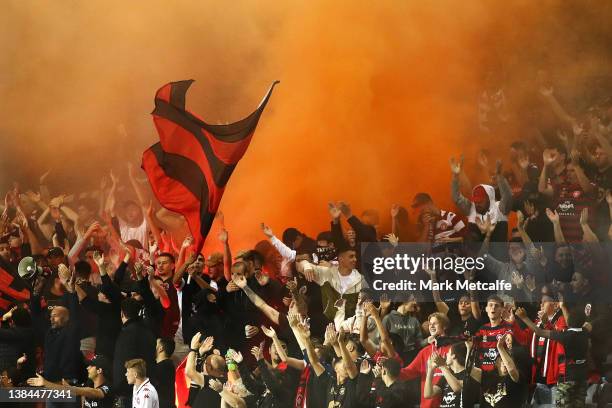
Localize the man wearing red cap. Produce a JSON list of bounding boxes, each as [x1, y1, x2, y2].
[[450, 157, 513, 244]]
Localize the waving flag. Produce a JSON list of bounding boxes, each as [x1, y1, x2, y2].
[[142, 80, 278, 252], [0, 262, 30, 312]]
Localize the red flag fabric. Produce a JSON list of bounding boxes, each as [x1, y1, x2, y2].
[[0, 263, 30, 312], [142, 80, 278, 252], [175, 356, 189, 408]]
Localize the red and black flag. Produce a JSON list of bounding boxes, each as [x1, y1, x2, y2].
[[142, 80, 278, 252], [0, 262, 30, 312]]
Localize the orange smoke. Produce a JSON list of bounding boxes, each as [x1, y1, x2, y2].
[[1, 1, 611, 253]]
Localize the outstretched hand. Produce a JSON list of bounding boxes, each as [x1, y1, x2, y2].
[[545, 208, 560, 223], [260, 223, 274, 238], [328, 202, 342, 220], [449, 155, 464, 175]]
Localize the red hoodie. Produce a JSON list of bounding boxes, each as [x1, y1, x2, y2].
[[399, 342, 451, 408]]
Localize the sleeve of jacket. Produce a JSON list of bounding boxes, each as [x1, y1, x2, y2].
[[451, 176, 473, 216], [400, 347, 425, 380], [101, 274, 123, 305], [497, 174, 513, 215], [270, 236, 296, 262], [331, 220, 348, 250], [347, 215, 377, 242], [113, 261, 129, 285]]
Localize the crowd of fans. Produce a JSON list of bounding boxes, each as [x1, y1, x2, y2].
[[1, 81, 612, 408]]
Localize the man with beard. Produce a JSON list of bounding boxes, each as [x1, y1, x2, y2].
[[30, 270, 84, 389], [28, 355, 114, 408], [450, 157, 512, 247]]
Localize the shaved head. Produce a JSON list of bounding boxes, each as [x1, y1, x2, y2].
[[50, 306, 69, 329]]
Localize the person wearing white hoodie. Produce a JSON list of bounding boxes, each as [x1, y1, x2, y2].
[[450, 157, 513, 247]]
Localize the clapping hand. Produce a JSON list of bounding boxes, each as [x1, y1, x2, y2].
[[360, 359, 371, 374], [261, 325, 277, 338], [208, 378, 223, 393]]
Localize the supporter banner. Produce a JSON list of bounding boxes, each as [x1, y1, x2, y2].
[[360, 242, 612, 304]]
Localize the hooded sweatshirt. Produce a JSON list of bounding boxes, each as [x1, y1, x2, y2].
[[452, 175, 512, 246], [298, 260, 367, 321]]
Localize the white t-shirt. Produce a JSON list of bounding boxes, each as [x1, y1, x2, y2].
[[119, 218, 148, 249], [338, 271, 358, 294], [132, 378, 158, 408]]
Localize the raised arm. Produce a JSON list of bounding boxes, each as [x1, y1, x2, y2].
[[27, 375, 107, 399], [337, 328, 358, 379], [261, 223, 296, 261], [516, 307, 551, 338], [539, 86, 577, 128], [185, 333, 205, 386], [545, 209, 566, 244], [423, 354, 442, 399], [359, 302, 378, 357], [218, 228, 232, 282], [497, 334, 519, 382], [450, 156, 473, 216], [495, 160, 513, 215], [579, 208, 599, 243], [262, 325, 305, 370], [424, 269, 450, 315], [569, 154, 595, 194], [538, 151, 555, 197], [292, 315, 325, 376], [127, 162, 149, 207], [234, 275, 280, 325], [366, 302, 397, 357]]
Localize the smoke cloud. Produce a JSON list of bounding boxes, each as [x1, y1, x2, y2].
[[1, 0, 611, 251]]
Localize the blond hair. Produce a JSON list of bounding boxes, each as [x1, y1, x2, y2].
[[124, 358, 147, 379], [428, 312, 450, 330]]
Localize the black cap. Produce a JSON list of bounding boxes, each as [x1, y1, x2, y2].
[[411, 193, 433, 208], [47, 247, 65, 258], [87, 355, 112, 376]]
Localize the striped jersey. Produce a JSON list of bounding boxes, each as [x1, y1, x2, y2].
[[433, 210, 465, 243]]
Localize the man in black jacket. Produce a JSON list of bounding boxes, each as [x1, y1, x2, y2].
[[30, 277, 84, 385], [112, 298, 156, 406]]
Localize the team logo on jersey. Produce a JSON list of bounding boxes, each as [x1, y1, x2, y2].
[[443, 392, 457, 404], [484, 349, 498, 360]]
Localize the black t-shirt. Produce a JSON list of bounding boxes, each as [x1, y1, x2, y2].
[[437, 370, 479, 408], [153, 359, 175, 408], [192, 384, 221, 408], [549, 328, 589, 382], [448, 308, 485, 338], [480, 372, 528, 408], [83, 383, 113, 408], [314, 371, 357, 408]]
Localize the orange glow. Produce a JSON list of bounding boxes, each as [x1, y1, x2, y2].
[[1, 1, 611, 254]]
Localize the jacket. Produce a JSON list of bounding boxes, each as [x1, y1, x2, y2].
[[298, 261, 367, 321], [113, 317, 157, 397]]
